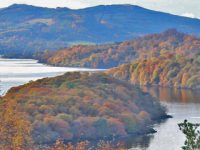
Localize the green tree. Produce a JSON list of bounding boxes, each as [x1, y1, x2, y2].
[[178, 120, 200, 150]]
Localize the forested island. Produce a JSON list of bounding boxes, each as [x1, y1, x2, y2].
[[0, 72, 168, 148]]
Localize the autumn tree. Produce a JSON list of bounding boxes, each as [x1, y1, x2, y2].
[[0, 99, 33, 150]]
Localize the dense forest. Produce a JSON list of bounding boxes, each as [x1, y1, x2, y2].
[[0, 72, 167, 146], [107, 53, 200, 89], [37, 30, 200, 89], [38, 29, 200, 68]]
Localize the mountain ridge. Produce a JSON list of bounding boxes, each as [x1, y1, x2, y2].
[[3, 4, 200, 20], [1, 4, 200, 57]]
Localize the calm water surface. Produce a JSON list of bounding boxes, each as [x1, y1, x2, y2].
[[127, 87, 200, 150], [0, 58, 200, 150], [0, 58, 102, 95]]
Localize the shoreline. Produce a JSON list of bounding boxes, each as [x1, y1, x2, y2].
[[0, 61, 172, 147], [2, 56, 200, 91], [38, 114, 172, 147]]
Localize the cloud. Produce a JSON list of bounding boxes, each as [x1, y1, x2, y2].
[[0, 0, 88, 9], [182, 12, 196, 18]]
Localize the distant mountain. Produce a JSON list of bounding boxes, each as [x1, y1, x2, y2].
[[38, 30, 200, 69], [0, 4, 200, 57]]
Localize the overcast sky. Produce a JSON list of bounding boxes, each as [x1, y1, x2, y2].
[[0, 0, 200, 19]]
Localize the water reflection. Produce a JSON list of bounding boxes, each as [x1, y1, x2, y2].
[[122, 86, 200, 150], [141, 86, 200, 103], [124, 135, 153, 149]]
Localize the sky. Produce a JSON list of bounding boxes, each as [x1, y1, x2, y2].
[[0, 0, 200, 19]]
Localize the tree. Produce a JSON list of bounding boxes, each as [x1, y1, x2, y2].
[[0, 99, 33, 149], [178, 120, 200, 150]]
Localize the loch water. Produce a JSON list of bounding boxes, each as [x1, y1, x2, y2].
[[127, 87, 200, 150], [0, 58, 101, 95]]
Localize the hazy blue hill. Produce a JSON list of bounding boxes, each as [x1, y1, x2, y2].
[[0, 4, 200, 57]]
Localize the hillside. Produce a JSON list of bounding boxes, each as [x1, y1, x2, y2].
[[1, 4, 200, 57], [1, 72, 167, 144], [107, 54, 200, 89], [38, 30, 200, 68]]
